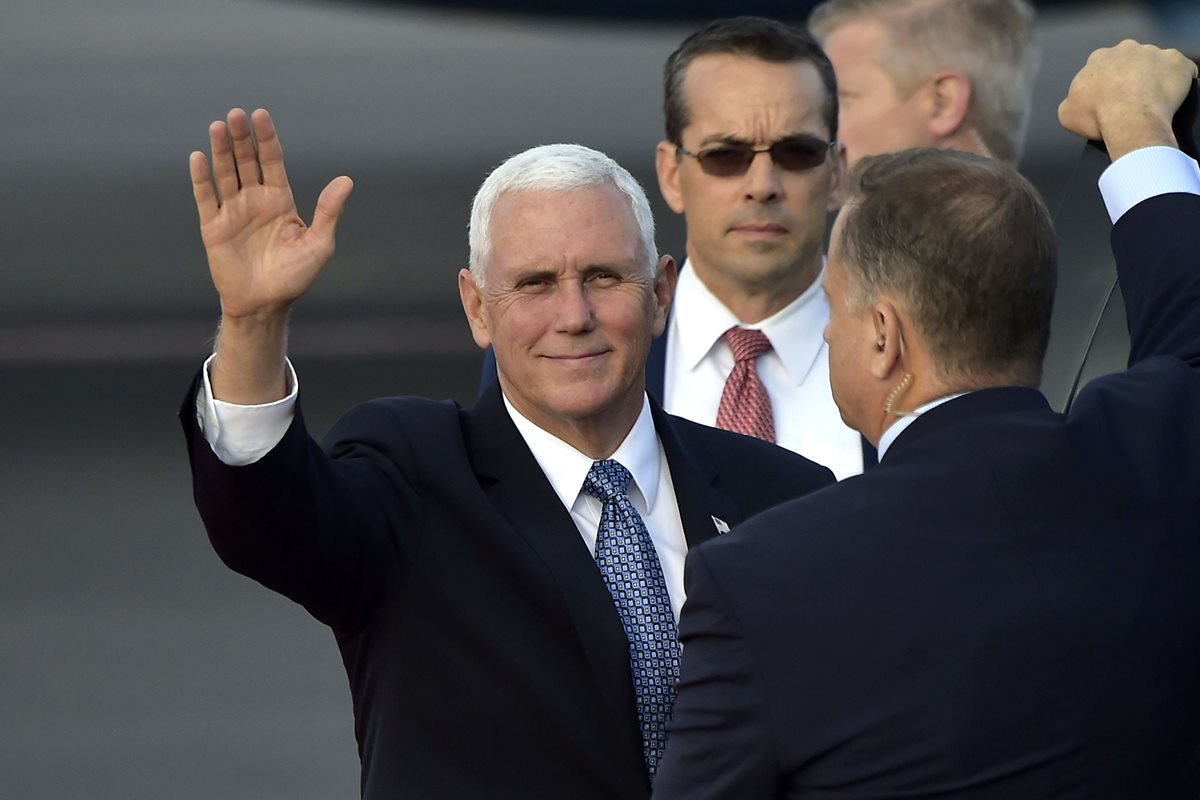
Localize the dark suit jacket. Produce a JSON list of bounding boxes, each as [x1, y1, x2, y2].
[[654, 192, 1200, 799], [181, 381, 833, 799]]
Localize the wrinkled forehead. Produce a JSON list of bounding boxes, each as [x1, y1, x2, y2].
[[680, 54, 833, 141]]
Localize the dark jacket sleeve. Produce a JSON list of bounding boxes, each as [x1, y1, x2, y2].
[[1114, 192, 1200, 368], [180, 376, 425, 632]]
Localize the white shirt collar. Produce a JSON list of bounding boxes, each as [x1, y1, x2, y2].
[[501, 393, 661, 512], [876, 392, 968, 461], [672, 257, 829, 385]]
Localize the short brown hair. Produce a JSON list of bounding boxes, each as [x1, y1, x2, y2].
[[809, 0, 1037, 164], [663, 17, 838, 145], [835, 149, 1055, 388]]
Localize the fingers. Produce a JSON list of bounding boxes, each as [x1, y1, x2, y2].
[[204, 107, 289, 206], [308, 175, 355, 253], [251, 109, 290, 189], [1061, 40, 1197, 147], [228, 108, 262, 190], [1057, 71, 1102, 142], [208, 119, 238, 204], [189, 151, 218, 225]]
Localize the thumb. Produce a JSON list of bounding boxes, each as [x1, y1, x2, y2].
[[1058, 92, 1101, 142], [309, 175, 355, 244]]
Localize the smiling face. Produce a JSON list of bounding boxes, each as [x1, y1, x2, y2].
[[459, 184, 674, 454], [656, 54, 844, 321], [823, 17, 934, 169]]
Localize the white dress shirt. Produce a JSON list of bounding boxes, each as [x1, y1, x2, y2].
[[197, 362, 691, 621], [662, 261, 863, 480], [502, 394, 689, 621]]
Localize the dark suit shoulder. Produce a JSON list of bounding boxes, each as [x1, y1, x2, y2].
[[665, 411, 835, 486], [705, 470, 872, 551], [659, 412, 835, 528], [321, 395, 466, 455]]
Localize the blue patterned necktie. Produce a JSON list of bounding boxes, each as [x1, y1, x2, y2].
[[583, 459, 681, 779]]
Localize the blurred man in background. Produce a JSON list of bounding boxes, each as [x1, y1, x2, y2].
[[809, 0, 1038, 168]]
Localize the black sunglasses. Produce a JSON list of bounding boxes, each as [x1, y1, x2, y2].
[[676, 136, 835, 177]]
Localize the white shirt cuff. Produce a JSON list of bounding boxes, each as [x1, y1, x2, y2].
[[195, 354, 298, 466], [1099, 146, 1200, 223]]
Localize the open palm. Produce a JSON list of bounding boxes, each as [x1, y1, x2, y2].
[[189, 108, 353, 320]]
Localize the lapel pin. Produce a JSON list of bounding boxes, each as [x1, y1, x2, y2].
[[711, 516, 730, 534]]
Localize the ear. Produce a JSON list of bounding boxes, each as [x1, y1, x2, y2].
[[655, 140, 687, 215], [458, 268, 492, 350], [651, 254, 678, 337], [925, 70, 972, 141], [868, 299, 905, 381], [827, 140, 850, 212]]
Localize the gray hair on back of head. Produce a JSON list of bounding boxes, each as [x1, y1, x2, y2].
[[836, 148, 1056, 389], [468, 144, 658, 286]]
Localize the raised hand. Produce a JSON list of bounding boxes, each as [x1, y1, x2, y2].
[[1059, 41, 1198, 160], [190, 108, 353, 321], [190, 108, 353, 403]]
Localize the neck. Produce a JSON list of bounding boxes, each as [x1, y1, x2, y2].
[[554, 423, 634, 461], [863, 369, 959, 446], [689, 254, 822, 324], [944, 126, 996, 161], [501, 383, 643, 460]]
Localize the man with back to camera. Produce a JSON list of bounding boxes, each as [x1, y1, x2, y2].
[[481, 18, 866, 479], [654, 41, 1200, 798], [180, 109, 833, 796], [809, 0, 1038, 169]]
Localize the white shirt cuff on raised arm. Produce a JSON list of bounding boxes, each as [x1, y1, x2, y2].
[[1099, 146, 1200, 223], [195, 354, 298, 466]]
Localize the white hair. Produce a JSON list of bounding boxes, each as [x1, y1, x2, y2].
[[468, 144, 658, 286]]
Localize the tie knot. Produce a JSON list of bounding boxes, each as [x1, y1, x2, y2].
[[583, 459, 632, 502], [725, 327, 772, 363]]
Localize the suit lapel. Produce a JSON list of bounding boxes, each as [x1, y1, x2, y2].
[[646, 330, 667, 403], [650, 401, 741, 548], [464, 385, 644, 771]]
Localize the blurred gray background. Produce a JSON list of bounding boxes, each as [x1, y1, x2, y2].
[[2, 1, 1196, 797]]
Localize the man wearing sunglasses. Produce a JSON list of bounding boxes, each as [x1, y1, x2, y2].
[[653, 17, 866, 480], [809, 0, 1037, 170]]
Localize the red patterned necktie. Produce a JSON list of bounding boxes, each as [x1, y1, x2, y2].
[[715, 327, 776, 443]]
